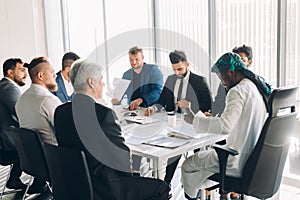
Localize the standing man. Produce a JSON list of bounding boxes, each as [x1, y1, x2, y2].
[[0, 58, 27, 190], [144, 50, 212, 197], [54, 52, 80, 103], [122, 46, 163, 110]]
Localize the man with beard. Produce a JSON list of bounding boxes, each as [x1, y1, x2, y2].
[[16, 56, 61, 145], [144, 50, 212, 198], [0, 58, 28, 190], [54, 52, 80, 103], [15, 56, 61, 194], [118, 46, 163, 110]]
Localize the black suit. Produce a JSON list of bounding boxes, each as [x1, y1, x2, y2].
[[156, 72, 212, 113], [156, 72, 212, 186], [54, 94, 168, 200], [0, 78, 22, 180]]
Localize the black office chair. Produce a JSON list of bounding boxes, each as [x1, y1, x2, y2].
[[43, 143, 93, 200], [0, 149, 19, 199], [207, 86, 298, 200], [10, 127, 51, 200]]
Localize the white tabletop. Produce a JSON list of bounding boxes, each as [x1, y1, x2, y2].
[[119, 111, 226, 179]]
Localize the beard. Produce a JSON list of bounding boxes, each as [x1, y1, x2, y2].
[[14, 77, 26, 86], [46, 82, 58, 92]]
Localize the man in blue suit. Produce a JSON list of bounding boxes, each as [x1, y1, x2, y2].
[[122, 46, 163, 110], [54, 52, 80, 103]]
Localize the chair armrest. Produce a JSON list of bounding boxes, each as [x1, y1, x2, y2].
[[213, 144, 239, 156], [212, 144, 239, 194]]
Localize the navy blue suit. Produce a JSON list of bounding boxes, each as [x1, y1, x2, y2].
[[54, 71, 73, 103]]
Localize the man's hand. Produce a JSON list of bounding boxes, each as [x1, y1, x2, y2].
[[177, 99, 191, 109], [204, 112, 212, 117], [144, 107, 154, 116], [129, 98, 143, 110], [184, 107, 195, 124], [111, 98, 120, 105]]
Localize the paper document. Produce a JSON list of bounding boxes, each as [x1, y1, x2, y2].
[[167, 131, 193, 140], [143, 136, 190, 149], [112, 78, 130, 100], [125, 116, 160, 125]]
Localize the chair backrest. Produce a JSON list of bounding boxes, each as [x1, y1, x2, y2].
[[43, 143, 93, 200], [241, 85, 298, 199], [10, 127, 50, 181]]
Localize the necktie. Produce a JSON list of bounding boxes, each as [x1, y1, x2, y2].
[[177, 77, 184, 100], [177, 77, 184, 113]]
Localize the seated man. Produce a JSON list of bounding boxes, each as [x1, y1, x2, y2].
[[0, 58, 27, 190], [144, 50, 212, 195], [181, 52, 270, 200], [118, 46, 163, 110], [53, 52, 80, 103], [16, 56, 62, 193], [54, 60, 168, 200]]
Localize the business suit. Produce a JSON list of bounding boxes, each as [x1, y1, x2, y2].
[[157, 71, 212, 113], [155, 71, 212, 186], [0, 78, 23, 181], [123, 63, 163, 107], [54, 71, 73, 103], [54, 94, 168, 200]]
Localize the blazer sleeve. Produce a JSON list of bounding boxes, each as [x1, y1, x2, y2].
[[141, 65, 163, 106]]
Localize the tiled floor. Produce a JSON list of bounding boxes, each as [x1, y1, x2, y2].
[[0, 139, 299, 200]]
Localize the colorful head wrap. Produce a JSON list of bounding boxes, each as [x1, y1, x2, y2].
[[212, 52, 272, 107]]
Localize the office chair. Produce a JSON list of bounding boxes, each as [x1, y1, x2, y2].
[[207, 85, 298, 200], [0, 149, 18, 199], [10, 127, 52, 200], [43, 143, 93, 200]]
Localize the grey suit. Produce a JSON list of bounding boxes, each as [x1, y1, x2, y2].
[[0, 77, 23, 180]]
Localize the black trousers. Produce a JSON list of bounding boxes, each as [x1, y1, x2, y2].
[[2, 150, 23, 181]]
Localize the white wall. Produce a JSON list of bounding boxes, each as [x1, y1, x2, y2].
[[0, 0, 48, 80]]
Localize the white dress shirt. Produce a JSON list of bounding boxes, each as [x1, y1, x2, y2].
[[181, 78, 268, 197], [16, 84, 62, 145], [61, 72, 74, 96]]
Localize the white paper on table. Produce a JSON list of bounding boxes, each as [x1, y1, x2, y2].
[[112, 78, 131, 100], [168, 122, 215, 139]]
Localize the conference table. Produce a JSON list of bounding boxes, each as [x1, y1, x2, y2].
[[119, 108, 227, 180]]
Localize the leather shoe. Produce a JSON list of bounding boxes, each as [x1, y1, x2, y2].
[[6, 179, 27, 190]]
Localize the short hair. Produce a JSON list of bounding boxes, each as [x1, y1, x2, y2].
[[62, 52, 80, 70], [232, 45, 253, 60], [128, 46, 143, 55], [169, 50, 187, 64], [24, 56, 49, 80], [3, 58, 23, 76], [70, 60, 102, 92]]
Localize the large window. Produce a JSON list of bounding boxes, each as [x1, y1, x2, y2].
[[286, 0, 300, 115], [155, 0, 209, 81], [49, 0, 300, 112], [214, 0, 278, 86]]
